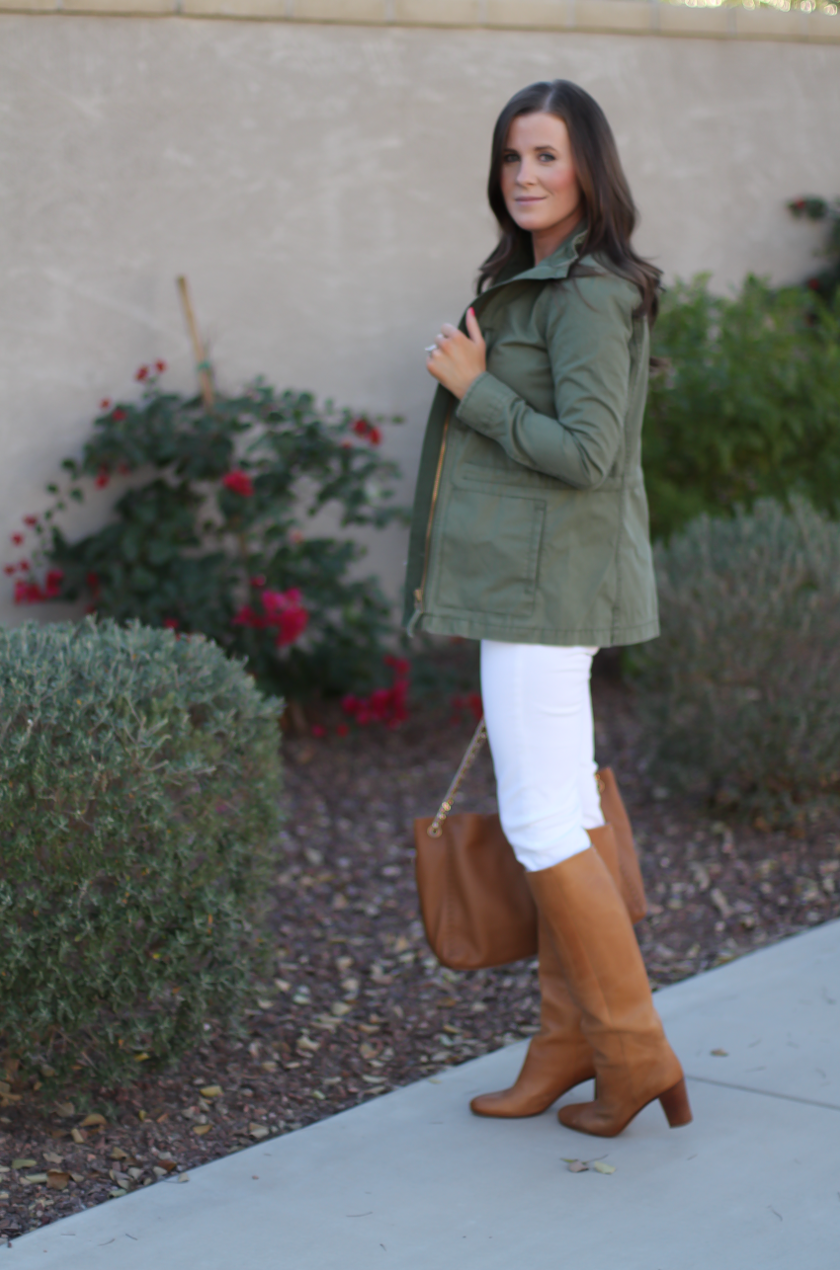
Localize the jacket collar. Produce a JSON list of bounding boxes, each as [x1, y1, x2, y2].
[[476, 220, 588, 303]]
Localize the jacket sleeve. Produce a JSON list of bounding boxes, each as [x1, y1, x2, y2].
[[454, 273, 636, 489]]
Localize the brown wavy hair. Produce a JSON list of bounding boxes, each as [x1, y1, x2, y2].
[[478, 80, 661, 323]]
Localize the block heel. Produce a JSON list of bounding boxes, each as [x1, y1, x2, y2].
[[659, 1077, 692, 1128]]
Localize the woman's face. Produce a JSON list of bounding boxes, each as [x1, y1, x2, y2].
[[500, 112, 582, 243]]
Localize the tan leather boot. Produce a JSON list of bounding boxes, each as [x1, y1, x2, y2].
[[528, 847, 692, 1138], [470, 913, 595, 1117]]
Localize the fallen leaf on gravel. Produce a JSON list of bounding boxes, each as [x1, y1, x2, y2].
[[109, 1188, 127, 1199], [43, 1151, 63, 1165], [193, 1124, 211, 1135], [331, 1002, 352, 1017], [70, 1129, 86, 1145], [274, 979, 291, 992], [158, 1159, 177, 1173], [297, 1035, 320, 1053], [249, 1124, 270, 1140], [261, 1061, 278, 1072], [710, 888, 733, 918], [153, 1166, 168, 1178], [79, 1113, 106, 1128], [70, 1172, 84, 1183], [566, 1160, 588, 1173], [110, 1147, 129, 1160], [359, 1043, 378, 1061], [710, 1048, 729, 1057], [257, 998, 274, 1010], [55, 1101, 75, 1117], [592, 1162, 616, 1174], [47, 1171, 70, 1191], [200, 1086, 223, 1099], [12, 1158, 36, 1169], [23, 1173, 49, 1184]]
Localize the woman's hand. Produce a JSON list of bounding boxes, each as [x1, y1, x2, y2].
[[426, 307, 486, 400]]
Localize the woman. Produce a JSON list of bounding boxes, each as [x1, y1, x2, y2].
[[404, 80, 691, 1138]]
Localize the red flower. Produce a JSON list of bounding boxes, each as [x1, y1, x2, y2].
[[95, 469, 110, 489], [250, 574, 266, 588], [155, 360, 167, 374], [44, 569, 64, 598], [11, 533, 23, 545], [222, 470, 254, 498], [100, 398, 112, 411], [274, 606, 309, 648], [23, 515, 38, 527], [310, 724, 326, 739], [352, 417, 370, 437], [135, 365, 149, 382], [808, 278, 820, 291], [336, 723, 349, 738], [232, 604, 262, 628], [86, 571, 101, 595], [19, 560, 30, 572], [163, 617, 180, 630], [112, 408, 127, 422], [14, 579, 44, 604], [384, 655, 410, 680], [3, 564, 15, 575], [368, 426, 382, 446]]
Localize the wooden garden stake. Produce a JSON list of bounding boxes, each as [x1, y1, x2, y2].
[[176, 275, 215, 408]]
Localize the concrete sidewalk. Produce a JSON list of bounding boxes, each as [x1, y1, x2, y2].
[[8, 921, 840, 1269]]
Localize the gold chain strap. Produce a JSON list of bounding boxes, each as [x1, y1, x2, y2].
[[426, 716, 487, 838]]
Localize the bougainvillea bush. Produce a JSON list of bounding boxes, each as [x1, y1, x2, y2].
[[0, 619, 283, 1085], [7, 366, 404, 700], [633, 498, 840, 823]]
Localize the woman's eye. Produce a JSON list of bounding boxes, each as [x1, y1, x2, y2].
[[538, 152, 556, 163], [502, 152, 519, 164]]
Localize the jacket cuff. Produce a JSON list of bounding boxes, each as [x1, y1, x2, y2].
[[455, 372, 517, 437]]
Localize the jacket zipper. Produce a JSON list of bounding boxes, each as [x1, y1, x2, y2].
[[407, 407, 451, 636]]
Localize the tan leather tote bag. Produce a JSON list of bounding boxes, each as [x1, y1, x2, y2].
[[414, 719, 647, 971]]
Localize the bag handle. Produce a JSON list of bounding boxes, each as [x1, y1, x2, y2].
[[426, 716, 487, 838], [426, 716, 606, 839]]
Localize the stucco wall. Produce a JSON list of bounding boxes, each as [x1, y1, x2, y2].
[[1, 12, 839, 625]]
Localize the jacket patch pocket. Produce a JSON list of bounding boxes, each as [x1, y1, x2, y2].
[[435, 491, 546, 617]]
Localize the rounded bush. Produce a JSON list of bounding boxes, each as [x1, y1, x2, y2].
[[0, 618, 283, 1083], [635, 499, 840, 820]]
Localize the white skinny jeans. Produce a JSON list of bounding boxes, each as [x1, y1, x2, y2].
[[480, 641, 604, 873]]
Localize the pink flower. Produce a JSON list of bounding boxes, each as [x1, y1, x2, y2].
[[136, 366, 149, 382], [222, 470, 254, 498], [250, 574, 266, 588], [11, 534, 23, 546], [310, 724, 326, 739]]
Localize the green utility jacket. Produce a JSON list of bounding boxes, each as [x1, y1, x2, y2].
[[403, 224, 659, 648]]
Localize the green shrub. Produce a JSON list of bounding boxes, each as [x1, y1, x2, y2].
[[644, 276, 840, 540], [0, 618, 283, 1085], [633, 499, 840, 821], [8, 368, 405, 701]]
